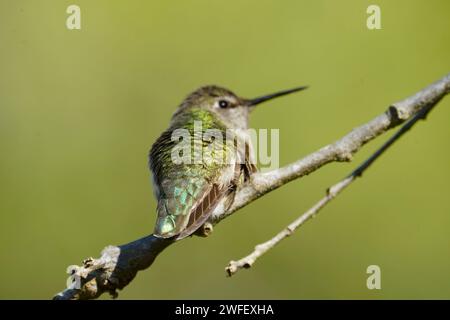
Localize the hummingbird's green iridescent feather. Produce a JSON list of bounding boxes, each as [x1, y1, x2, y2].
[[149, 107, 237, 239]]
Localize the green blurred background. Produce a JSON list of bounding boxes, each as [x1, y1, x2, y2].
[[1, 0, 449, 299]]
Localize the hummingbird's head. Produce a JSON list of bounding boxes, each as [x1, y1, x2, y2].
[[173, 85, 308, 129]]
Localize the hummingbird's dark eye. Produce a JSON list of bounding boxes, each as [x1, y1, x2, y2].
[[218, 100, 229, 108]]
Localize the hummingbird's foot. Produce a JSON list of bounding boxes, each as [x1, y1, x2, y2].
[[194, 222, 214, 237]]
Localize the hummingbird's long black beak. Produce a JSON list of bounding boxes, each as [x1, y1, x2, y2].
[[246, 86, 308, 107]]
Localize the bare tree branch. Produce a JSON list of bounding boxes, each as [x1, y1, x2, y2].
[[225, 94, 442, 276], [53, 73, 450, 300]]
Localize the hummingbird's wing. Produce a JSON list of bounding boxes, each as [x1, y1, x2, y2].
[[152, 163, 238, 240], [175, 181, 226, 240]]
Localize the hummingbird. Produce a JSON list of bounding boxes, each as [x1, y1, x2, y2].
[[149, 85, 307, 240]]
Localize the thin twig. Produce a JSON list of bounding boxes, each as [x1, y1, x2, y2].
[[226, 99, 441, 276]]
